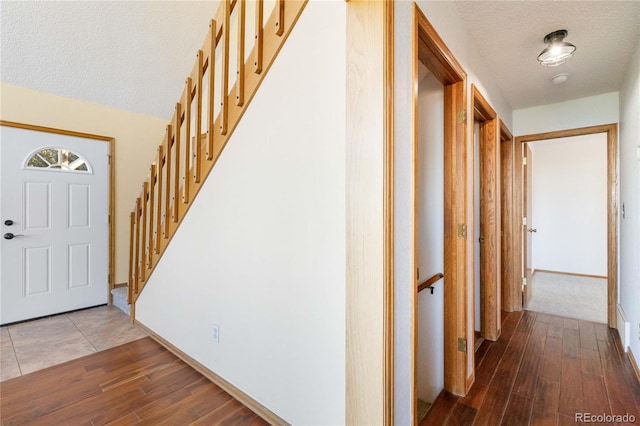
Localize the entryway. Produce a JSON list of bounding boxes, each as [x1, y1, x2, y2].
[[514, 124, 618, 327], [0, 123, 112, 325], [412, 4, 470, 420], [520, 131, 609, 324]]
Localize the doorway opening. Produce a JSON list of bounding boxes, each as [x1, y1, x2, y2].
[[522, 134, 608, 323], [412, 6, 470, 422], [499, 121, 517, 313], [514, 124, 618, 328], [0, 121, 114, 325], [471, 86, 501, 346], [415, 62, 445, 420]]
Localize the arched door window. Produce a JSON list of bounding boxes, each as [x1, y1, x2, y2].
[[23, 147, 92, 173]]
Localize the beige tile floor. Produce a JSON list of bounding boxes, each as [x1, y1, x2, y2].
[[0, 305, 147, 381]]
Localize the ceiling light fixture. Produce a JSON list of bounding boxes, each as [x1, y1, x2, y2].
[[551, 73, 569, 84], [537, 29, 576, 67]]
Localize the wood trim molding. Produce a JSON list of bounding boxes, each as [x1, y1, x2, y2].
[[499, 120, 517, 312], [384, 0, 395, 423], [471, 85, 500, 343], [514, 123, 618, 328], [414, 7, 465, 84], [0, 120, 116, 304], [0, 120, 113, 141], [413, 4, 469, 398], [515, 124, 616, 143], [532, 269, 607, 280], [346, 1, 389, 423], [135, 321, 287, 425], [629, 348, 640, 385], [471, 86, 497, 122], [411, 6, 419, 422]]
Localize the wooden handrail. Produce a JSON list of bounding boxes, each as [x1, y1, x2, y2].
[[128, 0, 309, 316], [417, 273, 444, 293]]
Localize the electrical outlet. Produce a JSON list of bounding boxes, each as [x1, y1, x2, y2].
[[212, 325, 219, 343]]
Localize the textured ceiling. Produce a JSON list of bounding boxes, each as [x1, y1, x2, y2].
[[1, 1, 220, 119], [453, 1, 640, 110], [1, 1, 639, 118]]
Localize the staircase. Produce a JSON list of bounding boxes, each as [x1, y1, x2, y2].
[[111, 287, 129, 315], [126, 0, 307, 316]]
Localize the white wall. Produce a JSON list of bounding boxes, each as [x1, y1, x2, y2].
[[136, 2, 346, 424], [416, 70, 445, 403], [513, 92, 619, 136], [394, 1, 513, 422], [619, 40, 640, 362], [529, 135, 608, 276]]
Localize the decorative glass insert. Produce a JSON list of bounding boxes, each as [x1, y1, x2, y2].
[[25, 147, 91, 173]]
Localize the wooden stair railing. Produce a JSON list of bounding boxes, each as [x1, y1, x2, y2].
[[417, 273, 444, 294], [128, 0, 308, 313]]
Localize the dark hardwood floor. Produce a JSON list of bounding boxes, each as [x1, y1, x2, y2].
[[422, 311, 640, 425], [0, 337, 269, 426]]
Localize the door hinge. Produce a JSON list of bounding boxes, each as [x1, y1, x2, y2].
[[522, 277, 527, 291], [458, 337, 467, 353], [458, 223, 467, 239], [457, 109, 467, 123], [417, 267, 420, 280], [522, 217, 527, 226], [522, 156, 527, 165]]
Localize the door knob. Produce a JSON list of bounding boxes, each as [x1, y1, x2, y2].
[[4, 220, 13, 226], [527, 228, 537, 233], [3, 233, 24, 240]]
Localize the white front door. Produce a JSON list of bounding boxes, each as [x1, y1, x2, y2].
[[0, 125, 109, 325]]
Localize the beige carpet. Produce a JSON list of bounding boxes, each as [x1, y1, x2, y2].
[[525, 271, 607, 324]]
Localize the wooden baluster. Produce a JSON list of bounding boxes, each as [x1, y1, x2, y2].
[[148, 164, 156, 268], [275, 0, 284, 36], [173, 103, 181, 221], [195, 51, 203, 182], [156, 145, 164, 253], [128, 211, 135, 303], [134, 197, 141, 294], [141, 182, 148, 282], [220, 0, 230, 135], [207, 20, 217, 160], [254, 0, 263, 74], [164, 125, 173, 232], [236, 0, 245, 106], [183, 78, 192, 204], [207, 19, 217, 160]]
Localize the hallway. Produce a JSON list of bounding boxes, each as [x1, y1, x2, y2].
[[422, 311, 640, 425]]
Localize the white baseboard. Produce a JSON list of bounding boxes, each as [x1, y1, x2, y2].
[[616, 304, 630, 352]]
